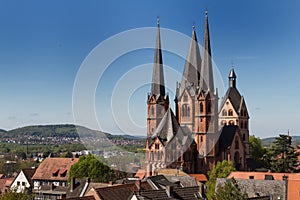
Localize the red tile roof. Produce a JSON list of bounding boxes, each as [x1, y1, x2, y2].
[[95, 181, 153, 200], [32, 158, 78, 181], [188, 174, 208, 182], [134, 169, 146, 179]]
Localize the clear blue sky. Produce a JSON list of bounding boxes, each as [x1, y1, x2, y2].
[[0, 0, 300, 138]]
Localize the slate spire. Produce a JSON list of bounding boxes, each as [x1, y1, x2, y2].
[[181, 26, 202, 90], [151, 18, 165, 96], [200, 10, 214, 92], [229, 67, 237, 88]]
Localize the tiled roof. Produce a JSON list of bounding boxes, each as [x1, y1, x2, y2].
[[164, 176, 198, 188], [157, 169, 188, 176], [66, 179, 87, 199], [228, 172, 300, 200], [172, 186, 201, 200], [216, 178, 284, 200], [147, 175, 178, 189], [65, 195, 96, 200], [22, 168, 36, 186], [134, 169, 146, 179], [95, 181, 153, 200], [0, 178, 14, 193], [228, 171, 300, 180], [133, 189, 175, 200], [188, 174, 208, 182], [82, 182, 110, 196], [32, 158, 78, 181], [133, 186, 201, 200]]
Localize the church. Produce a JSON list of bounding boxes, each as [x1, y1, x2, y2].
[[145, 11, 250, 176]]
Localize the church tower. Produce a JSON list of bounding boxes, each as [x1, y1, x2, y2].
[[147, 19, 169, 137], [219, 67, 250, 159], [175, 26, 201, 134]]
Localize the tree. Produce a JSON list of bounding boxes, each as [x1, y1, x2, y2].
[[205, 160, 236, 200], [0, 189, 33, 200], [249, 135, 266, 164], [69, 154, 115, 182], [267, 134, 299, 172], [214, 178, 248, 200]]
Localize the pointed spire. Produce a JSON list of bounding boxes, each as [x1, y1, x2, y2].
[[200, 10, 214, 92], [229, 67, 237, 88], [181, 26, 202, 91], [151, 18, 165, 96]]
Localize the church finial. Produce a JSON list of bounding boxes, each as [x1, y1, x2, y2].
[[157, 16, 160, 26]]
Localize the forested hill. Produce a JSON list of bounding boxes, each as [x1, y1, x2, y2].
[[262, 136, 300, 147], [0, 124, 113, 138]]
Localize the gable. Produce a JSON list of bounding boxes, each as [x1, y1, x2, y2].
[[219, 99, 238, 118], [11, 170, 30, 189]]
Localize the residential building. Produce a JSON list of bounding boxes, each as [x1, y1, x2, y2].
[[10, 168, 36, 193], [227, 171, 300, 200], [32, 157, 78, 199]]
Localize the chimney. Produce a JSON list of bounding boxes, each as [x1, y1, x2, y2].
[[283, 175, 288, 200], [70, 177, 75, 192], [135, 179, 141, 191], [166, 185, 174, 197]]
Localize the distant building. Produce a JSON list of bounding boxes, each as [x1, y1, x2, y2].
[[145, 11, 250, 176]]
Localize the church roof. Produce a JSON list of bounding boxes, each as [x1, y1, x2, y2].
[[151, 19, 165, 97], [218, 125, 238, 151], [199, 11, 214, 93], [179, 27, 201, 97], [220, 86, 243, 114], [149, 109, 191, 147]]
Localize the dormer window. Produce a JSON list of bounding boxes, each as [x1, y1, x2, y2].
[[52, 169, 59, 177], [60, 169, 67, 177]]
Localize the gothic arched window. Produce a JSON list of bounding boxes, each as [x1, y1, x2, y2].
[[244, 121, 248, 129], [222, 109, 227, 116], [151, 107, 155, 115], [229, 120, 234, 125], [200, 102, 204, 113], [228, 109, 233, 116], [207, 101, 211, 113], [182, 104, 190, 117], [235, 137, 239, 149], [234, 151, 240, 164]]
